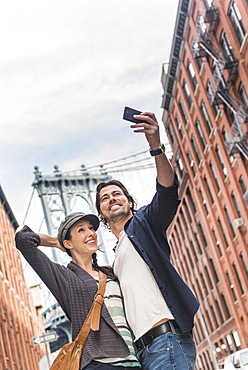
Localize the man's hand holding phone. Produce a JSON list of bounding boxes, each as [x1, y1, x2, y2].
[[123, 106, 161, 149], [123, 107, 147, 124]]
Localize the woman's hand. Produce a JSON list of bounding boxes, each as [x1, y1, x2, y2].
[[38, 233, 66, 252]]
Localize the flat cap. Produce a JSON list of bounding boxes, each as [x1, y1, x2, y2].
[[58, 212, 100, 247]]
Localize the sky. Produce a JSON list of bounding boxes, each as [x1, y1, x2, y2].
[[0, 0, 179, 228]]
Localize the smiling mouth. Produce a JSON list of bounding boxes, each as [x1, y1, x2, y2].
[[109, 203, 121, 210], [86, 239, 96, 244]]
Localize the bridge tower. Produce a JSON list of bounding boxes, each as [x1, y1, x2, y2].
[[32, 164, 111, 263]]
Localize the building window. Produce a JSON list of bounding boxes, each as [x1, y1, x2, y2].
[[186, 188, 197, 214], [200, 272, 208, 296], [191, 38, 202, 69], [179, 98, 188, 124], [194, 232, 203, 255], [175, 155, 184, 178], [187, 149, 197, 177], [220, 293, 231, 319], [240, 252, 248, 277], [231, 191, 242, 218], [217, 217, 229, 248], [228, 1, 246, 46], [190, 240, 198, 263], [172, 233, 180, 256], [183, 199, 192, 223], [231, 330, 241, 351], [183, 80, 193, 108], [196, 320, 205, 343], [222, 127, 236, 163], [196, 278, 204, 301], [206, 80, 215, 105], [224, 205, 236, 238], [239, 175, 247, 194], [186, 248, 194, 270], [206, 350, 214, 370], [215, 299, 224, 324], [212, 228, 222, 257], [209, 257, 219, 283], [204, 175, 214, 204], [180, 209, 188, 231], [215, 145, 228, 177], [191, 135, 201, 164], [171, 234, 176, 254], [183, 254, 190, 276], [205, 265, 213, 290], [196, 118, 207, 150], [232, 263, 244, 295], [187, 60, 197, 90], [210, 305, 219, 329], [166, 124, 174, 145], [213, 60, 227, 91], [226, 271, 237, 301], [174, 225, 181, 245], [206, 80, 219, 115], [177, 216, 184, 240], [199, 188, 209, 215], [205, 310, 214, 333], [238, 83, 248, 110], [225, 334, 234, 353], [220, 31, 235, 62], [175, 115, 184, 139], [198, 222, 208, 248], [202, 314, 209, 337], [201, 101, 213, 134], [222, 126, 228, 143], [209, 161, 221, 192], [197, 12, 207, 36], [203, 0, 213, 7]]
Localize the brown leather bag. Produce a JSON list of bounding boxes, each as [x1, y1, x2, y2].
[[50, 271, 107, 370]]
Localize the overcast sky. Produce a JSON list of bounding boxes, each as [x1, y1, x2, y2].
[[0, 0, 179, 227]]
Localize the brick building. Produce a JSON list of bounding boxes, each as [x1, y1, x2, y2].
[[0, 185, 45, 370], [161, 0, 248, 369]]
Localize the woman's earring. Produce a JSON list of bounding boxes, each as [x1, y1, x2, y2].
[[97, 243, 105, 253]]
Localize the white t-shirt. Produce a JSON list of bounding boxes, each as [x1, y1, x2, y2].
[[113, 230, 174, 341]]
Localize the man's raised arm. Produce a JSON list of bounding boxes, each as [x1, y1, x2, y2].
[[131, 111, 174, 187]]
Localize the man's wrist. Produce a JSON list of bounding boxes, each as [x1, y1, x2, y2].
[[149, 143, 165, 156]]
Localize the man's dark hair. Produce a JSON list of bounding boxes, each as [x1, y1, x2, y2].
[[95, 179, 137, 227]]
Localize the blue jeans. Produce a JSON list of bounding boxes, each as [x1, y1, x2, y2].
[[84, 361, 139, 369], [136, 328, 196, 370]]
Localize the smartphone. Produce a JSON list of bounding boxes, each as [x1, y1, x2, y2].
[[123, 106, 146, 124]]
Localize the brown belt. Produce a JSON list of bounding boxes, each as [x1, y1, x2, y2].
[[134, 320, 180, 352]]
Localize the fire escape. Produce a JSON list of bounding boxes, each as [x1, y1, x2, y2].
[[192, 1, 248, 161]]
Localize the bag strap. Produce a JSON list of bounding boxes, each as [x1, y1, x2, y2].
[[75, 271, 107, 345]]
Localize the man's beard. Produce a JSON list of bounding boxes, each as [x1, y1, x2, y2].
[[106, 206, 130, 224]]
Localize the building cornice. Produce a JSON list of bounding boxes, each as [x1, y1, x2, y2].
[[162, 0, 193, 112], [0, 185, 19, 230]]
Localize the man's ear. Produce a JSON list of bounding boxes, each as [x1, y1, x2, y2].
[[63, 240, 73, 250]]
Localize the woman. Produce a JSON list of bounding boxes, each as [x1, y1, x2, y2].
[[15, 212, 141, 369]]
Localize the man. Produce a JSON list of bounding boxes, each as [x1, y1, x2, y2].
[[95, 112, 199, 370]]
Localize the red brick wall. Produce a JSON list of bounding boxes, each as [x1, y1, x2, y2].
[[162, 0, 248, 369], [0, 202, 45, 369]]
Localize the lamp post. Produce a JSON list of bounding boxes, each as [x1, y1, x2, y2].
[[197, 309, 220, 370], [215, 343, 229, 368]]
